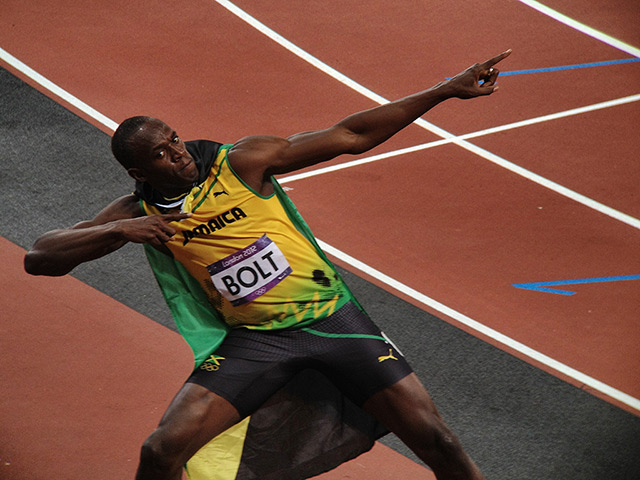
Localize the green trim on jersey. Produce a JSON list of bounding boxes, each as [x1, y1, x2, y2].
[[191, 149, 230, 212]]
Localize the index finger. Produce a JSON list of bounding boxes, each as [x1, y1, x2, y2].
[[482, 49, 512, 68]]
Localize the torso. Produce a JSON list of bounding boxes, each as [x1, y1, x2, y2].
[[141, 145, 352, 329]]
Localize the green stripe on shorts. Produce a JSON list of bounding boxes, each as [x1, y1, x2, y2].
[[301, 327, 386, 341]]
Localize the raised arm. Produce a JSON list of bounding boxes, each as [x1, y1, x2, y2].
[[229, 50, 511, 193], [229, 50, 510, 192], [24, 194, 190, 276]]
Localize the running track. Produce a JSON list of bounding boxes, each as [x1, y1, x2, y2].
[[1, 1, 639, 479]]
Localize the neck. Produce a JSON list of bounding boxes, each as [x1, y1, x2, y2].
[[155, 182, 195, 201]]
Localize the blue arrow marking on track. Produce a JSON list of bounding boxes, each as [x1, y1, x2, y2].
[[512, 275, 640, 295]]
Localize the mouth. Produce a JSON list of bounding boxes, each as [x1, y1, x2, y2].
[[178, 158, 196, 174], [179, 159, 200, 184]]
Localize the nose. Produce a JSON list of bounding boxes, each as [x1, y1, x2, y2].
[[168, 143, 186, 162]]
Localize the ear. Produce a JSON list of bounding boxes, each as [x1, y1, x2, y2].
[[127, 167, 146, 182]]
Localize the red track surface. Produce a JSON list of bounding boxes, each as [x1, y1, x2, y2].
[[1, 0, 639, 477], [0, 238, 192, 479]]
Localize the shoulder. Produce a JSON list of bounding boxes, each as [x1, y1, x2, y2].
[[229, 135, 288, 160], [227, 136, 289, 193]]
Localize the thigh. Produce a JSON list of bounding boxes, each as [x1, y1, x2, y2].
[[362, 372, 441, 429], [303, 302, 414, 405], [362, 372, 448, 456], [186, 327, 300, 417], [148, 382, 242, 464]]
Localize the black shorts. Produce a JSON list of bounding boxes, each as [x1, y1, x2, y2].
[[187, 301, 413, 417]]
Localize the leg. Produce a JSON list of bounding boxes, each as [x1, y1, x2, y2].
[[136, 382, 242, 480], [363, 373, 484, 480]]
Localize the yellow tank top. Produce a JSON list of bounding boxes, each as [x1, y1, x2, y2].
[[141, 145, 353, 329]]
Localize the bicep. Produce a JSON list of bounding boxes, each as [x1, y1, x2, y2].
[[231, 127, 357, 179], [274, 125, 358, 174]]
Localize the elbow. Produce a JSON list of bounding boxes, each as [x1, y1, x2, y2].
[[24, 250, 67, 277], [24, 250, 44, 276], [340, 128, 372, 156], [343, 130, 386, 156]]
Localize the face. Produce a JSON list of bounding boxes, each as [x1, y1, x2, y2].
[[127, 119, 199, 197]]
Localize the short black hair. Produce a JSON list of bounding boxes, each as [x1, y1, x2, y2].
[[111, 116, 156, 169]]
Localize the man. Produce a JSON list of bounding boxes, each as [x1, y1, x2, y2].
[[25, 50, 511, 479]]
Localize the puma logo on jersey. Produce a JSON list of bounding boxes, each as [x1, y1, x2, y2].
[[378, 349, 398, 363], [213, 190, 228, 198]]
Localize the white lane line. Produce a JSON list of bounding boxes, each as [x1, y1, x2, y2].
[[447, 143, 640, 231], [517, 0, 640, 58], [0, 47, 118, 132], [319, 239, 640, 413], [214, 0, 389, 106]]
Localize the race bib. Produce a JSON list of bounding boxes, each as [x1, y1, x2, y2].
[[207, 235, 292, 306]]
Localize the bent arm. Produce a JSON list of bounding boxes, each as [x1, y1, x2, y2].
[[24, 195, 142, 276], [24, 195, 190, 276]]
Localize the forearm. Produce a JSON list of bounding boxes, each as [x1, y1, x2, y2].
[[24, 222, 128, 276], [337, 50, 510, 154], [337, 81, 454, 154]]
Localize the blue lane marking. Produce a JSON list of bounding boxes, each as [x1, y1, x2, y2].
[[513, 274, 640, 295], [498, 58, 640, 76], [446, 58, 640, 79]]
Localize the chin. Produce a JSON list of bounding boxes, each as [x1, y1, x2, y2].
[[181, 162, 199, 181], [187, 167, 200, 183]]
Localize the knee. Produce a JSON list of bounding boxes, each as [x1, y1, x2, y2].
[[138, 428, 186, 474], [409, 412, 469, 465], [415, 415, 485, 478], [424, 417, 464, 455]]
